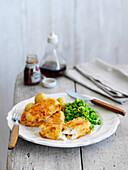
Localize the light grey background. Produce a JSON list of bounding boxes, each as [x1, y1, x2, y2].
[[1, 0, 128, 169]]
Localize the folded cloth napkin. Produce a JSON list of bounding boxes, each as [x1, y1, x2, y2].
[[65, 58, 128, 104]]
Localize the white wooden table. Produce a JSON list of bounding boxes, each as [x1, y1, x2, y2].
[[7, 73, 128, 170]]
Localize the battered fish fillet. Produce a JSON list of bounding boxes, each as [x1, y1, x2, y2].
[[39, 111, 67, 140], [46, 110, 65, 123], [39, 122, 62, 140], [20, 97, 60, 127], [62, 117, 91, 140]]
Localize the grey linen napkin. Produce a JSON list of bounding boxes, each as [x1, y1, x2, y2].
[[65, 59, 128, 104]]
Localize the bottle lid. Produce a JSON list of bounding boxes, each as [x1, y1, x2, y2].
[[47, 32, 58, 44], [26, 54, 38, 64], [41, 77, 57, 88]]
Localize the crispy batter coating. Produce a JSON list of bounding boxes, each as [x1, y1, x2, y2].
[[46, 110, 65, 123], [62, 118, 91, 140], [39, 122, 62, 140], [20, 97, 60, 127]]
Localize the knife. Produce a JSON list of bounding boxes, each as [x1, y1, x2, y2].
[[65, 89, 126, 116]]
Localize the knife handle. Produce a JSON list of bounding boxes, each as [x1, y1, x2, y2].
[[91, 99, 126, 116], [8, 124, 19, 150]]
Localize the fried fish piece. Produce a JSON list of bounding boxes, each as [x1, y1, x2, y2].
[[46, 110, 65, 123], [39, 111, 66, 140], [62, 117, 91, 140], [39, 122, 63, 140], [20, 97, 60, 127]]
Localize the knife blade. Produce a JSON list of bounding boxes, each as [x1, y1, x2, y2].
[[65, 89, 126, 116]]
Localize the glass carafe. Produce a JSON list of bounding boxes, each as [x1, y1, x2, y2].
[[40, 32, 66, 78]]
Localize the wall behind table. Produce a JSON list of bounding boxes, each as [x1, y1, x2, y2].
[[0, 0, 128, 169]]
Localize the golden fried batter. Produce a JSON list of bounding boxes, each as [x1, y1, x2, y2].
[[20, 97, 60, 127], [46, 110, 65, 123], [39, 122, 62, 140], [62, 118, 91, 140]]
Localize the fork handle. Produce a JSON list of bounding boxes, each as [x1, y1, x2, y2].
[[8, 124, 19, 150]]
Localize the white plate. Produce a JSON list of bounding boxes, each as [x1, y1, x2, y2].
[[7, 93, 120, 148]]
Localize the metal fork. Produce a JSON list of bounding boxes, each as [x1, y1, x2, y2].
[[8, 107, 22, 150]]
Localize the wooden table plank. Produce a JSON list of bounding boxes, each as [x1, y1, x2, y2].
[[76, 83, 128, 170], [7, 73, 82, 170]]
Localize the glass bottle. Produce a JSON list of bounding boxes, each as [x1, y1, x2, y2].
[[40, 32, 66, 78], [24, 54, 40, 85]]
